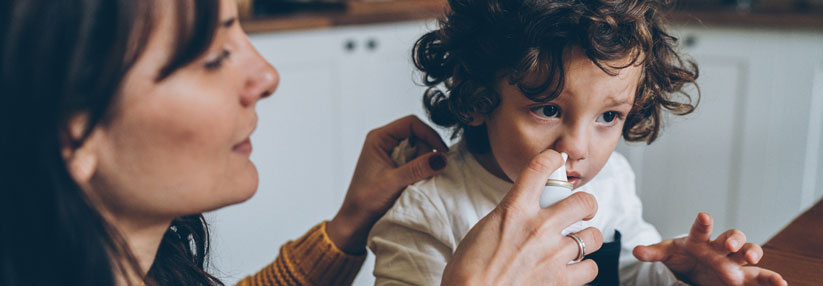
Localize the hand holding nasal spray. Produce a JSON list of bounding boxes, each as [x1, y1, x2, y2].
[[539, 152, 585, 236]]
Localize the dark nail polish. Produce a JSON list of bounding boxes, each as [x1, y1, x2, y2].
[[429, 154, 446, 171]]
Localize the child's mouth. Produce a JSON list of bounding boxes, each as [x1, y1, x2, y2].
[[567, 176, 582, 188]]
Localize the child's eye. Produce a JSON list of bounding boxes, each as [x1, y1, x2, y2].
[[531, 105, 561, 119], [596, 111, 622, 126], [205, 50, 230, 70]]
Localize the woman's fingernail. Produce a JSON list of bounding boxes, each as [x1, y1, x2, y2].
[[429, 154, 446, 171], [729, 240, 740, 249], [749, 252, 758, 261]]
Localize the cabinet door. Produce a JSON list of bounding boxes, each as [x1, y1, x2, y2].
[[618, 49, 746, 239], [206, 29, 344, 284], [813, 62, 823, 204], [334, 20, 446, 195], [333, 20, 443, 286], [732, 30, 823, 242], [618, 27, 823, 243]]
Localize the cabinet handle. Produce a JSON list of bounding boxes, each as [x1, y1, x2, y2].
[[366, 38, 379, 51], [344, 39, 357, 52]]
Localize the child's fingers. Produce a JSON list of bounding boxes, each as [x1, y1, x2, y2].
[[728, 243, 763, 265], [687, 212, 714, 244], [712, 229, 747, 253], [742, 266, 787, 286], [632, 240, 675, 262]]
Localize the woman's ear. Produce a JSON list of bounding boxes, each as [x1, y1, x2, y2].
[[62, 114, 100, 185], [467, 113, 485, 127], [67, 147, 98, 185]]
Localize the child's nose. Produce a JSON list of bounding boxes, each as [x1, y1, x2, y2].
[[553, 129, 587, 161]]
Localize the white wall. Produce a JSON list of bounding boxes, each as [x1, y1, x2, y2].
[[618, 26, 823, 243]]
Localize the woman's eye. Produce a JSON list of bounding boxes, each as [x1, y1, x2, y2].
[[596, 111, 621, 125], [531, 105, 561, 119], [205, 50, 230, 70]]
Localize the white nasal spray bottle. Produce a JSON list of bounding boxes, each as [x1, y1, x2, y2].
[[539, 152, 584, 236]]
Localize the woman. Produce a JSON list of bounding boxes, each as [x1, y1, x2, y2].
[[0, 0, 602, 285]]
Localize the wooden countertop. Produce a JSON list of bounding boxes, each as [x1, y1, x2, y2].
[[758, 199, 823, 286], [241, 0, 823, 34]]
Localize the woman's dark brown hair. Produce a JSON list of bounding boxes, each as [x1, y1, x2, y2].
[[414, 0, 699, 153], [1, 0, 223, 285]]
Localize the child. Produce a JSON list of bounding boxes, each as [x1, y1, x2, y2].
[[368, 0, 786, 285]]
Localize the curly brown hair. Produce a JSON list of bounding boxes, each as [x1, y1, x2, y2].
[[414, 0, 699, 153]]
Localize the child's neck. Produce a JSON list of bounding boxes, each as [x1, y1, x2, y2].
[[473, 151, 513, 183]]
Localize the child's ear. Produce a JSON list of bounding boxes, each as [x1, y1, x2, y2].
[[467, 113, 485, 126]]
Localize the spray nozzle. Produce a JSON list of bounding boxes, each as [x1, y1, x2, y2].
[[548, 152, 568, 182]]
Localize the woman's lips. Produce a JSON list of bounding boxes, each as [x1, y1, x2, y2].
[[234, 117, 257, 156], [233, 138, 252, 155]]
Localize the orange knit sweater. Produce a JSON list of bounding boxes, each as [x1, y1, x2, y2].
[[237, 222, 366, 286]]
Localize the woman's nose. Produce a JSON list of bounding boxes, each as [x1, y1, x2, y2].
[[240, 49, 278, 107]]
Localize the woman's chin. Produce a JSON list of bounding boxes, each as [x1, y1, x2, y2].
[[231, 165, 260, 204], [207, 165, 259, 212], [200, 187, 257, 214]]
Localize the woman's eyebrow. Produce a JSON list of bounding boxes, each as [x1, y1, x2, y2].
[[222, 17, 237, 28]]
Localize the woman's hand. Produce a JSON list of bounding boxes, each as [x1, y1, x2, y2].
[[633, 213, 787, 286], [442, 149, 604, 285], [327, 115, 449, 254]]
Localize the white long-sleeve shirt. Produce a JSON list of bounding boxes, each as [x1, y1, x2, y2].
[[368, 142, 688, 285]]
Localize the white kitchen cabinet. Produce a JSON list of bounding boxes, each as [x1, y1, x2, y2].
[[618, 26, 823, 243], [334, 21, 449, 201], [206, 20, 439, 286]]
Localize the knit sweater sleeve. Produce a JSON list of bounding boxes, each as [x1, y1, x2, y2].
[[237, 221, 366, 286]]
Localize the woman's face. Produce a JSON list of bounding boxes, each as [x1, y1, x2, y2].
[[84, 0, 278, 220]]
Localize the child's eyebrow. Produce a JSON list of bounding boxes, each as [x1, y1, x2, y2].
[[603, 94, 633, 108]]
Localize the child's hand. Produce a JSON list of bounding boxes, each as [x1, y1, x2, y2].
[[633, 213, 787, 286]]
